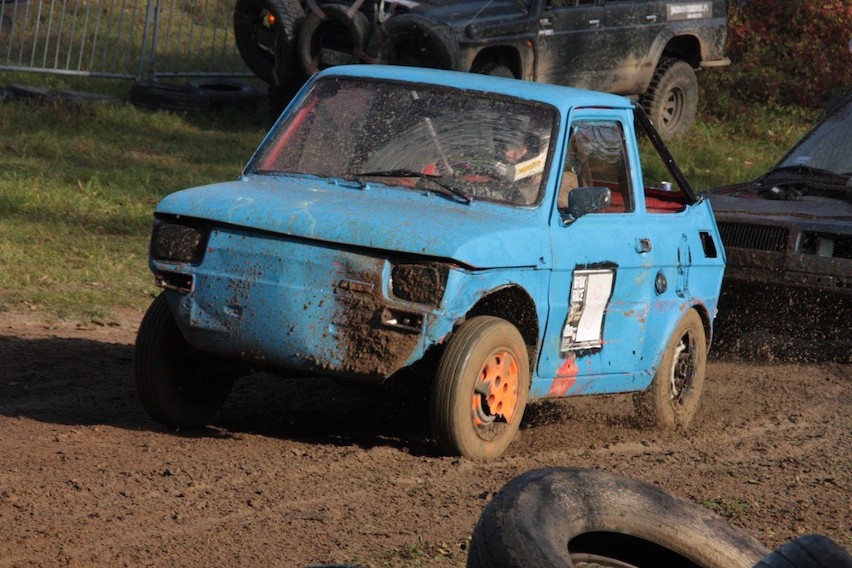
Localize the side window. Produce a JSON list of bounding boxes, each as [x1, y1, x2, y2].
[[636, 136, 689, 214], [558, 120, 634, 214]]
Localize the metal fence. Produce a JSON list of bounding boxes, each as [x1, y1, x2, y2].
[[0, 0, 250, 81]]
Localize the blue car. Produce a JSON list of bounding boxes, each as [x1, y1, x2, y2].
[[136, 65, 726, 459]]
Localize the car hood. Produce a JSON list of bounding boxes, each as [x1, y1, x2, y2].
[[155, 175, 550, 269], [706, 182, 852, 222]]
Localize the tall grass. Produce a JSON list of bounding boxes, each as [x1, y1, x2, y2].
[[0, 74, 816, 321], [0, 84, 269, 320]]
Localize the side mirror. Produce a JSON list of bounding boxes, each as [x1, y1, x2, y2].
[[567, 186, 611, 219]]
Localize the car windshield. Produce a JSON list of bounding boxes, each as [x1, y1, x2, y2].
[[772, 98, 852, 190], [251, 76, 557, 206]]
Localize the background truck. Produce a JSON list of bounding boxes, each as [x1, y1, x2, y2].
[[233, 0, 730, 138]]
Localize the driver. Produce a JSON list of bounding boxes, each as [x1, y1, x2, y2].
[[497, 133, 546, 204]]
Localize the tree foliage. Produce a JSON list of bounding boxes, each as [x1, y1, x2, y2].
[[704, 0, 851, 109]]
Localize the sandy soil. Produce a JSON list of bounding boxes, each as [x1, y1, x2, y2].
[[0, 308, 849, 567]]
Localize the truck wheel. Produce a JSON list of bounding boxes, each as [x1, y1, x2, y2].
[[754, 534, 852, 568], [635, 309, 706, 429], [472, 61, 515, 79], [366, 13, 459, 70], [233, 0, 304, 85], [431, 316, 529, 460], [296, 3, 371, 74], [641, 57, 698, 139], [468, 467, 769, 568], [134, 293, 237, 429]]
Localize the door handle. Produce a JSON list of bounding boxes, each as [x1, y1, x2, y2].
[[635, 238, 652, 253], [588, 18, 601, 27], [645, 14, 658, 22]]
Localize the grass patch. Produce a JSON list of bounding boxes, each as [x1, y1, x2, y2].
[[0, 90, 269, 320], [0, 74, 816, 321], [702, 497, 751, 519]]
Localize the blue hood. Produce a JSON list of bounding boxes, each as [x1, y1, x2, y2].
[[155, 175, 550, 269]]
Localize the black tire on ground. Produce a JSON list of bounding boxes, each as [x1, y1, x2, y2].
[[187, 79, 259, 108], [634, 308, 706, 429], [128, 81, 211, 113], [296, 3, 371, 75], [640, 57, 698, 140], [134, 293, 238, 429], [366, 13, 459, 70], [471, 61, 515, 79], [753, 534, 852, 568], [233, 0, 304, 85], [430, 316, 529, 460], [467, 467, 769, 568]]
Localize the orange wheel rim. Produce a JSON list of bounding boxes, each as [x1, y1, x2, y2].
[[472, 350, 520, 427]]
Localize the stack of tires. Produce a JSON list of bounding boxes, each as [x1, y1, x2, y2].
[[233, 0, 460, 118]]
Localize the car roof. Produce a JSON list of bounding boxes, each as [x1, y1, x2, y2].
[[317, 65, 634, 111]]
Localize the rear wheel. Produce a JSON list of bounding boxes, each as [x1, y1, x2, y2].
[[431, 316, 529, 460], [635, 309, 706, 429], [641, 57, 698, 139], [134, 293, 240, 429], [472, 61, 515, 79]]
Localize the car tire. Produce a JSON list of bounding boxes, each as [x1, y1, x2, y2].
[[366, 13, 459, 70], [128, 80, 211, 113], [641, 57, 698, 140], [753, 534, 852, 568], [233, 0, 304, 85], [431, 316, 529, 460], [296, 3, 371, 75], [634, 309, 706, 429], [134, 293, 238, 429], [467, 467, 769, 568], [472, 61, 515, 79], [187, 79, 259, 108]]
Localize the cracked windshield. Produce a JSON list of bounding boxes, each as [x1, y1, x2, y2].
[[252, 76, 557, 205]]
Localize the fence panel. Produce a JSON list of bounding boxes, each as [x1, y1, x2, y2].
[[0, 0, 251, 80]]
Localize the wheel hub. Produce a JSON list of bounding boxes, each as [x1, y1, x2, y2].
[[669, 333, 695, 403], [472, 351, 519, 426]]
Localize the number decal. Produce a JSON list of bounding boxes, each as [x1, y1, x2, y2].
[[560, 268, 615, 355]]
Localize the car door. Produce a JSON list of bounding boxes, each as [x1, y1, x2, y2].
[[534, 0, 607, 89], [536, 110, 657, 397], [602, 0, 664, 91]]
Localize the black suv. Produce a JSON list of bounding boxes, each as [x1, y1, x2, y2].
[[233, 0, 729, 138]]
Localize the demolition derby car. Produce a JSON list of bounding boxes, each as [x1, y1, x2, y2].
[[135, 65, 726, 459], [707, 94, 851, 345]]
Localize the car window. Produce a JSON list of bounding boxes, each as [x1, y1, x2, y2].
[[558, 120, 634, 215], [252, 76, 558, 206]]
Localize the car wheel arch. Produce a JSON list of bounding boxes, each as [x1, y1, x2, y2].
[[469, 46, 524, 79], [460, 284, 541, 368]]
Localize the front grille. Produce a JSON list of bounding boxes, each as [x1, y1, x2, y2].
[[718, 222, 788, 252]]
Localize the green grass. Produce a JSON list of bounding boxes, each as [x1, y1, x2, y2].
[[0, 80, 269, 320], [0, 73, 817, 321]]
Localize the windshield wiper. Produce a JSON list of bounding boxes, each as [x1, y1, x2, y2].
[[768, 164, 849, 186], [353, 169, 472, 204]]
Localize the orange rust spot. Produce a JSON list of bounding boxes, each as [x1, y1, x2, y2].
[[548, 356, 578, 397]]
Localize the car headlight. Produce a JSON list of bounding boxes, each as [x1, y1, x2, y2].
[[391, 263, 448, 305], [151, 219, 209, 264]]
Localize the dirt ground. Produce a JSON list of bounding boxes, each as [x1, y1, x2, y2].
[[0, 307, 849, 568]]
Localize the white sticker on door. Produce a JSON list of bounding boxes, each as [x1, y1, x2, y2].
[[560, 268, 615, 354]]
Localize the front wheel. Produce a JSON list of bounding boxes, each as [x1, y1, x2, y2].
[[134, 293, 239, 429], [635, 309, 706, 429], [431, 316, 530, 460]]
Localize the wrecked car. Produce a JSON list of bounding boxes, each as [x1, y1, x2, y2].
[[234, 0, 730, 138], [706, 95, 851, 344], [135, 65, 726, 459]]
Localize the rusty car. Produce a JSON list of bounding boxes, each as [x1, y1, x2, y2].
[[707, 94, 851, 347], [135, 65, 726, 459]]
